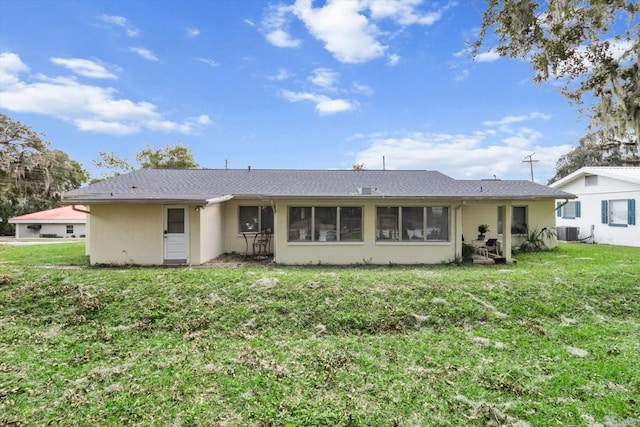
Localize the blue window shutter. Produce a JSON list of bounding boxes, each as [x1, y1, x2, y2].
[[629, 199, 636, 225], [576, 201, 581, 218], [601, 200, 608, 224], [556, 201, 562, 217]]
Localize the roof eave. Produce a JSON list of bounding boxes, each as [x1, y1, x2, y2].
[[61, 197, 210, 205]]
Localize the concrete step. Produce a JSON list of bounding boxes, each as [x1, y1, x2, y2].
[[472, 256, 495, 265]]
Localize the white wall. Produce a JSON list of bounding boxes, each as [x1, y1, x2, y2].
[[198, 203, 225, 263], [15, 223, 86, 239], [88, 204, 164, 265], [555, 175, 639, 247]]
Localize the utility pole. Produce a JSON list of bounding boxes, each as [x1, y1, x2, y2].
[[522, 152, 539, 182]]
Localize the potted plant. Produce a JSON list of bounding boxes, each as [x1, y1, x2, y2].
[[477, 224, 490, 240]]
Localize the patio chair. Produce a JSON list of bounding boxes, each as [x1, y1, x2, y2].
[[252, 230, 272, 259], [484, 238, 499, 256]]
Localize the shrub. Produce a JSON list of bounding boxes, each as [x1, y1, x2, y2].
[[519, 226, 556, 252]]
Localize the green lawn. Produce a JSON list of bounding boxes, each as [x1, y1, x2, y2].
[[1, 243, 639, 426]]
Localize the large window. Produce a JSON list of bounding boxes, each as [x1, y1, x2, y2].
[[497, 206, 528, 234], [289, 207, 362, 242], [377, 206, 449, 242], [602, 199, 636, 226], [239, 206, 274, 233]]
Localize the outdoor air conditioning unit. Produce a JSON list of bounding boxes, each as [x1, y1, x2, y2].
[[557, 226, 579, 241]]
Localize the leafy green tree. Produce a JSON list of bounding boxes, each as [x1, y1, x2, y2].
[[0, 114, 89, 234], [93, 143, 199, 181], [474, 0, 639, 149], [136, 144, 199, 169], [92, 151, 135, 179], [548, 133, 625, 184]]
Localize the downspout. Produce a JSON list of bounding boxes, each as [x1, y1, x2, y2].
[[453, 203, 464, 261]]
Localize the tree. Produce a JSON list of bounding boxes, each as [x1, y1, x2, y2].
[[93, 143, 199, 181], [0, 114, 89, 234], [136, 144, 199, 169], [548, 133, 624, 183], [474, 0, 639, 151]]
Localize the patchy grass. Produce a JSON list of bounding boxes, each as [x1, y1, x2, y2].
[[1, 243, 639, 425]]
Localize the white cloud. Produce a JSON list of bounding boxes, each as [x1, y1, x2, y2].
[[308, 67, 340, 90], [267, 68, 293, 81], [244, 19, 256, 27], [475, 50, 501, 62], [482, 112, 552, 127], [262, 4, 302, 48], [0, 52, 29, 85], [351, 82, 373, 95], [197, 58, 220, 67], [99, 14, 127, 26], [266, 29, 302, 48], [0, 52, 210, 136], [186, 27, 201, 38], [129, 47, 159, 62], [262, 0, 445, 64], [194, 115, 212, 125], [454, 68, 469, 81], [281, 90, 356, 115], [386, 53, 401, 67], [351, 126, 572, 182], [363, 0, 443, 25], [75, 119, 139, 135], [51, 58, 117, 79], [99, 14, 140, 37], [291, 0, 386, 64]]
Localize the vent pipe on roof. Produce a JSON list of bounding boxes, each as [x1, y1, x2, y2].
[[248, 165, 251, 172]]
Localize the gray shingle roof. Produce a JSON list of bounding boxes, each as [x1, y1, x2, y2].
[[63, 169, 575, 203]]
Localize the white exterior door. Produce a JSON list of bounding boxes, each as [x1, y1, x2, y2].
[[164, 206, 188, 263]]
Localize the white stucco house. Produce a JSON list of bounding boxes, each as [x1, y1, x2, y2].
[[549, 167, 639, 247], [62, 168, 575, 266], [8, 205, 87, 239]]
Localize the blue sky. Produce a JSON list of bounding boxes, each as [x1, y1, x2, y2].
[[1, 0, 589, 183]]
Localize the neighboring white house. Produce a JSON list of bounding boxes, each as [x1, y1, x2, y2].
[[549, 167, 639, 247], [8, 205, 87, 239]]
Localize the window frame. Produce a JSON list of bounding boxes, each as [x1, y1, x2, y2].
[[66, 225, 74, 234], [497, 205, 529, 235], [604, 199, 636, 227], [238, 205, 274, 234], [376, 206, 450, 243], [561, 201, 581, 219], [288, 206, 363, 243]]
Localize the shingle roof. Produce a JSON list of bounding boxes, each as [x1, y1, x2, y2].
[[9, 205, 87, 222], [63, 169, 574, 203]]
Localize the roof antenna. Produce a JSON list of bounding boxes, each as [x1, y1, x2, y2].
[[225, 159, 229, 169]]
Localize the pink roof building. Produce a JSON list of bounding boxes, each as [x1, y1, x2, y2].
[[9, 205, 87, 238]]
